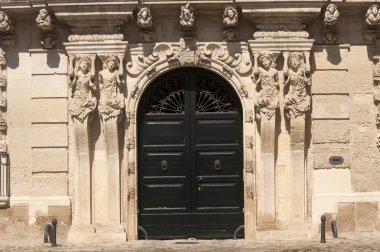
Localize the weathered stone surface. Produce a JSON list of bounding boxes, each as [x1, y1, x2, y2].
[[313, 120, 350, 143], [312, 95, 349, 119], [313, 47, 348, 70], [312, 70, 348, 94], [350, 94, 375, 124], [313, 169, 351, 193], [31, 125, 68, 147], [31, 172, 68, 196], [32, 75, 68, 98], [348, 46, 374, 94], [355, 202, 378, 232], [337, 202, 355, 232], [313, 144, 350, 169], [32, 148, 68, 172], [31, 98, 68, 123]]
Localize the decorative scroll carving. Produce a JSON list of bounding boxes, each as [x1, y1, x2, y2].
[[363, 5, 380, 44], [137, 7, 154, 43], [35, 9, 56, 49], [222, 6, 238, 42], [126, 52, 159, 76], [283, 51, 311, 119], [0, 11, 15, 49], [126, 135, 135, 150], [127, 162, 136, 174], [245, 110, 254, 123], [68, 34, 124, 42], [180, 2, 194, 30], [245, 160, 254, 174], [127, 187, 135, 201], [246, 186, 255, 199], [252, 51, 279, 121], [245, 136, 253, 149], [98, 55, 125, 121], [203, 43, 252, 74], [0, 140, 7, 154], [67, 54, 97, 122], [322, 4, 340, 44]]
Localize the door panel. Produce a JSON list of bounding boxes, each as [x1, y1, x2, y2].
[[138, 68, 244, 239]]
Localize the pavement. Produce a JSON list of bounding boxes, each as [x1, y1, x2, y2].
[[1, 233, 380, 251]]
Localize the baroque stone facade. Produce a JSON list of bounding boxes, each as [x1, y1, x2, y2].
[[0, 0, 380, 243]]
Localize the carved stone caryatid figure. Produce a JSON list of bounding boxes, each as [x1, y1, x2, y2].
[[35, 9, 56, 49], [180, 2, 195, 31], [252, 51, 279, 121], [322, 4, 340, 44], [68, 55, 97, 122], [137, 7, 154, 43], [363, 5, 380, 44], [98, 55, 125, 121], [283, 51, 311, 119], [222, 6, 239, 42]]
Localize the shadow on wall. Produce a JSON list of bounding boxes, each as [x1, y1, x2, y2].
[[46, 50, 60, 69]]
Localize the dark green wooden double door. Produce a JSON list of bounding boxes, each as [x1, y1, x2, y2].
[[138, 68, 244, 239]]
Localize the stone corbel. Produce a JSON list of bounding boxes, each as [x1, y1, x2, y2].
[[35, 9, 57, 49], [0, 11, 16, 49], [136, 6, 154, 43], [363, 5, 380, 45], [222, 6, 239, 42], [321, 4, 340, 44]]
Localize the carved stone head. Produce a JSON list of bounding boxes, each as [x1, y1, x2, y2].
[[324, 4, 339, 26], [288, 52, 304, 69], [0, 140, 7, 154], [105, 55, 119, 71], [180, 2, 194, 29], [0, 11, 11, 33], [36, 9, 53, 32], [366, 5, 380, 26], [258, 53, 274, 70], [0, 119, 7, 133], [77, 57, 91, 73], [223, 6, 239, 27], [137, 7, 152, 28]]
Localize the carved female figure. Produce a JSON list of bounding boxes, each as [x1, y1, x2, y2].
[[98, 55, 125, 121], [252, 52, 279, 120], [366, 5, 380, 26], [0, 11, 10, 32], [223, 6, 239, 27], [283, 51, 311, 119], [68, 55, 97, 122], [35, 9, 53, 32], [180, 2, 194, 29], [137, 7, 152, 28], [324, 4, 340, 26]]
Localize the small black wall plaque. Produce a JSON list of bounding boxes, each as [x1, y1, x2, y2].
[[329, 156, 344, 165]]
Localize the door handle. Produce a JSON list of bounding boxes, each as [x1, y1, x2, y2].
[[214, 159, 221, 171], [161, 160, 168, 172], [197, 184, 203, 192]]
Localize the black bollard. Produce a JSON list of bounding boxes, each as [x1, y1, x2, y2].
[[320, 215, 326, 243], [51, 219, 57, 247], [331, 220, 338, 239]]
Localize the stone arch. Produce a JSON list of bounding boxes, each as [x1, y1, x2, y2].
[[122, 42, 256, 240]]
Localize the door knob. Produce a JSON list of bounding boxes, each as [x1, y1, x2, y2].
[[197, 184, 203, 192], [161, 160, 168, 172], [214, 159, 221, 171]]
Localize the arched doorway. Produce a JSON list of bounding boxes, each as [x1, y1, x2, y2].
[[137, 68, 244, 239]]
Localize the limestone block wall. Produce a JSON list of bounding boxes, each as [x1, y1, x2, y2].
[[4, 17, 71, 241]]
